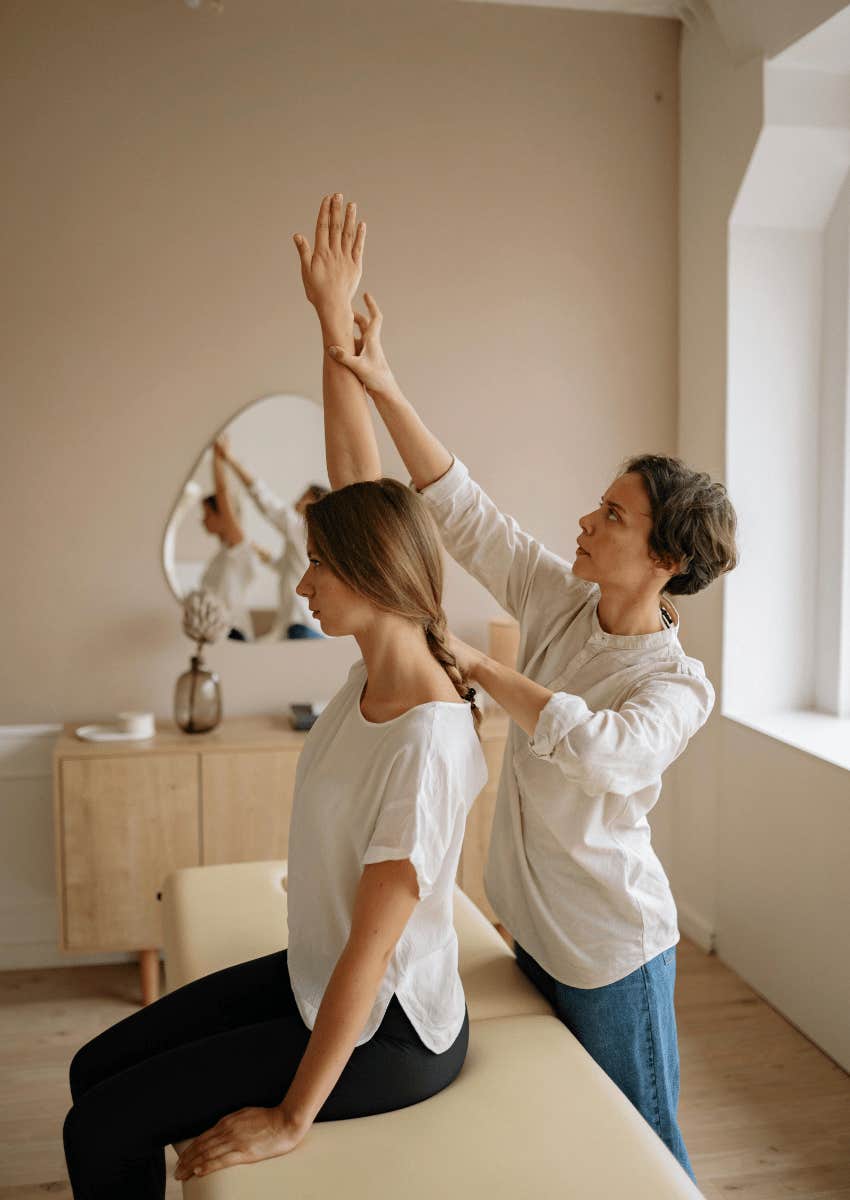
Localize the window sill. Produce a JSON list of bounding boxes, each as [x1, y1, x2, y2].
[[722, 709, 850, 772]]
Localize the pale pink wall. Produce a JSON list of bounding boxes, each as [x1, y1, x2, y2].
[[1, 0, 678, 724]]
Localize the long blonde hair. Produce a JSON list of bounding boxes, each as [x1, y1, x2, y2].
[[305, 479, 481, 735]]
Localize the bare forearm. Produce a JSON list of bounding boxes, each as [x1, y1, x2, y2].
[[212, 456, 243, 542], [279, 943, 389, 1134], [318, 303, 381, 488], [470, 654, 552, 736], [371, 384, 454, 492]]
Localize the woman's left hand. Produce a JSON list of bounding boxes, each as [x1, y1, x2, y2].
[[174, 1105, 307, 1181]]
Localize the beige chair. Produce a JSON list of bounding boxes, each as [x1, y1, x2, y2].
[[162, 862, 704, 1199]]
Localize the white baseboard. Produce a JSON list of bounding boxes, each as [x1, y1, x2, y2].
[[678, 901, 716, 953], [0, 943, 148, 971]]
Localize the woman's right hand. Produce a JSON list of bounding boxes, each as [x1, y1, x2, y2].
[[328, 293, 398, 401], [293, 193, 365, 318]]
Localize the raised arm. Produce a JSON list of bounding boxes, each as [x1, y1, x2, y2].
[[216, 438, 302, 542], [328, 293, 452, 490], [216, 439, 256, 491], [211, 443, 245, 545], [293, 194, 381, 489], [328, 296, 578, 628]]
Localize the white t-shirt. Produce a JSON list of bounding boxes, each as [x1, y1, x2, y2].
[[417, 457, 716, 989], [247, 478, 322, 636], [199, 539, 257, 640], [286, 658, 488, 1053]]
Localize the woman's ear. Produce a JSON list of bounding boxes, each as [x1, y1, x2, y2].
[[650, 549, 684, 578]]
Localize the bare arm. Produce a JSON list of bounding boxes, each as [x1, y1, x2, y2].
[[294, 194, 381, 489], [328, 297, 572, 623], [251, 541, 276, 567], [450, 637, 552, 736], [212, 449, 244, 545], [328, 294, 452, 490], [216, 438, 255, 491], [279, 857, 419, 1132], [449, 632, 715, 798], [174, 858, 419, 1181]]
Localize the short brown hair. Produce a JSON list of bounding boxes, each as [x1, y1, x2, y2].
[[619, 454, 739, 596], [305, 479, 481, 732]]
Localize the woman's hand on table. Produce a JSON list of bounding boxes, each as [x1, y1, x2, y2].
[[293, 193, 366, 320], [174, 1105, 308, 1181]]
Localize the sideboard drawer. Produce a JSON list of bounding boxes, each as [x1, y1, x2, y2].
[[201, 749, 299, 866], [60, 755, 200, 950]]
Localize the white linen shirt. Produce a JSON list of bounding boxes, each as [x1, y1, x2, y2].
[[286, 658, 488, 1053], [199, 539, 257, 640], [417, 457, 715, 989], [248, 478, 322, 636]]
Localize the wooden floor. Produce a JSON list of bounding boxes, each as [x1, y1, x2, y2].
[[1, 938, 848, 1198]]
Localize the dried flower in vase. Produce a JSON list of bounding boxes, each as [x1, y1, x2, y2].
[[181, 588, 230, 655], [176, 590, 227, 734]]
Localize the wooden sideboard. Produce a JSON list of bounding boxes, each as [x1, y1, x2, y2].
[[53, 712, 508, 1004]]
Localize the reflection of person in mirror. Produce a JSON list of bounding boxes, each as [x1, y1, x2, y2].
[[215, 439, 327, 640], [199, 440, 259, 641]]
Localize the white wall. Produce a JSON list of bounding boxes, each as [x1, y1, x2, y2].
[[718, 720, 850, 1069], [816, 175, 850, 717], [679, 0, 850, 1070], [725, 225, 821, 714]]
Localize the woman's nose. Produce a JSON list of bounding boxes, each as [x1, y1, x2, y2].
[[295, 571, 311, 597]]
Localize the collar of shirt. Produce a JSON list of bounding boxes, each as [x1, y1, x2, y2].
[[587, 592, 681, 652]]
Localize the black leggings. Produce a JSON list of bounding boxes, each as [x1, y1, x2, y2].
[[63, 949, 469, 1198]]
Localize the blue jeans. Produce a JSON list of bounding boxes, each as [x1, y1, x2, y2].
[[514, 941, 695, 1183]]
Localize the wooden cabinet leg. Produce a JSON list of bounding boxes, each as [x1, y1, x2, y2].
[[139, 949, 160, 1006]]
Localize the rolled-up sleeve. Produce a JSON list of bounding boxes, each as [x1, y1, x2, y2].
[[416, 456, 571, 623], [528, 668, 716, 797]]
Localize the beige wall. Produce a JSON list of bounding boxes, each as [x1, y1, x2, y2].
[[677, 0, 850, 1070], [2, 0, 679, 725]]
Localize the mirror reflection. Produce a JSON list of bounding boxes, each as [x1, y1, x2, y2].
[[163, 393, 328, 643]]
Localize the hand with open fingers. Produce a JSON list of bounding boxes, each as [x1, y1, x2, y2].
[[293, 193, 366, 315], [173, 1105, 307, 1181], [327, 293, 398, 400]]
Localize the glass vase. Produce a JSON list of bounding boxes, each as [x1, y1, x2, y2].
[[174, 653, 222, 734]]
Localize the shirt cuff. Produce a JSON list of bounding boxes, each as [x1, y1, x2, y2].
[[411, 456, 469, 504], [528, 692, 590, 761]]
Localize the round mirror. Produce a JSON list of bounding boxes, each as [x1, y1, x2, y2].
[[163, 393, 328, 643]]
